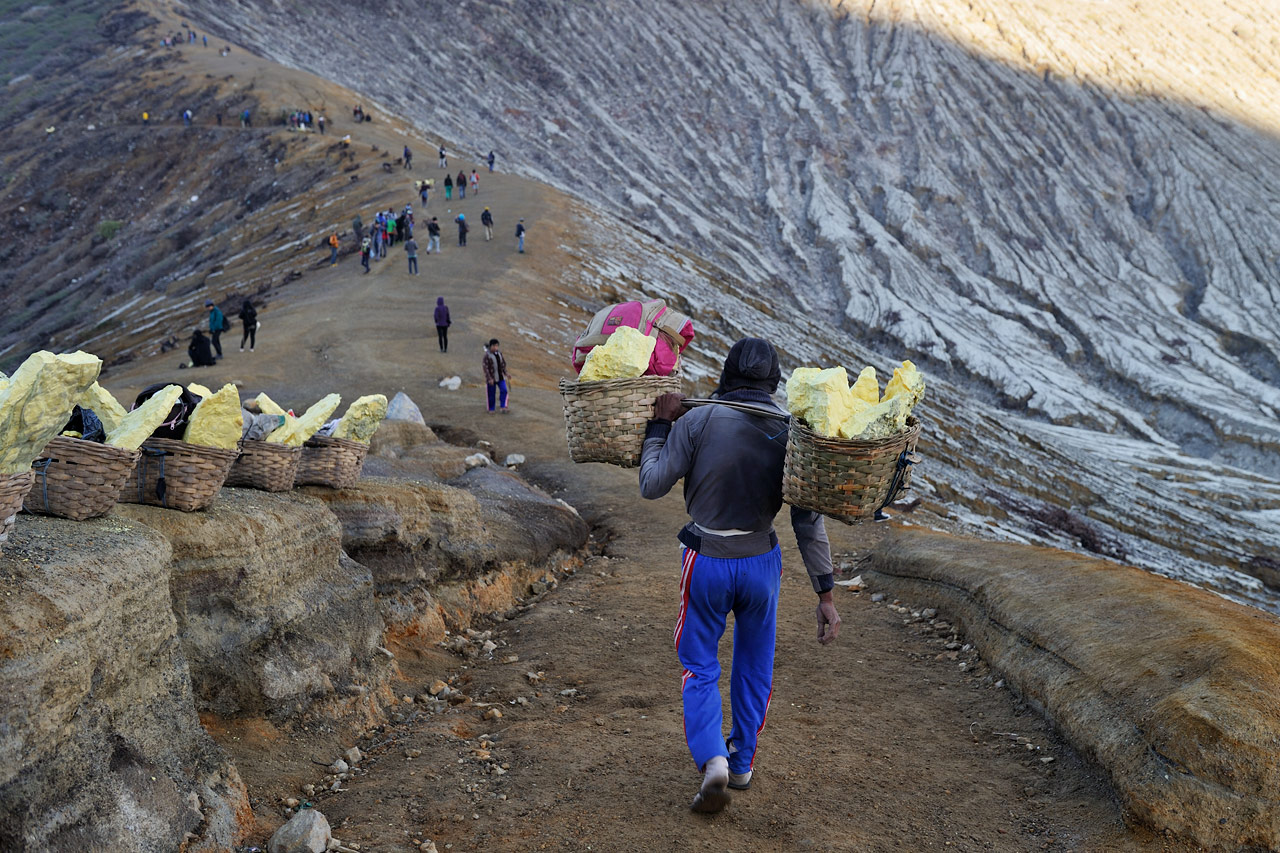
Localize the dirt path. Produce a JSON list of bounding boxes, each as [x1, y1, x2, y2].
[[100, 32, 1200, 853]]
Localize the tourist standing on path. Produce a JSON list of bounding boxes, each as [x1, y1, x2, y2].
[[328, 232, 340, 266], [439, 145, 447, 168], [361, 237, 371, 273], [434, 297, 451, 352], [482, 339, 510, 413], [455, 214, 469, 247], [241, 109, 251, 127], [515, 219, 526, 253], [205, 300, 227, 359], [142, 111, 150, 125], [405, 236, 419, 274], [481, 208, 494, 241], [637, 338, 840, 815], [420, 182, 430, 207], [426, 217, 441, 254], [318, 115, 326, 134], [238, 298, 258, 352], [403, 145, 413, 169], [470, 170, 479, 196], [487, 150, 495, 172], [457, 170, 468, 199], [444, 174, 453, 200]]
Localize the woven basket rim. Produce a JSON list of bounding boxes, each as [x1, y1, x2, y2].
[[141, 436, 240, 462], [559, 371, 681, 392], [303, 434, 369, 450], [40, 434, 141, 462]]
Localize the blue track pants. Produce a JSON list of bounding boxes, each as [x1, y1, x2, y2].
[[675, 544, 781, 774]]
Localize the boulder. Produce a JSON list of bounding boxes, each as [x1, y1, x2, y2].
[[865, 527, 1280, 851], [365, 419, 471, 481], [115, 489, 387, 718], [0, 515, 248, 851], [267, 808, 331, 853], [385, 390, 425, 425]]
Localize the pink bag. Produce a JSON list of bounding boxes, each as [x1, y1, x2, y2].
[[572, 299, 695, 377]]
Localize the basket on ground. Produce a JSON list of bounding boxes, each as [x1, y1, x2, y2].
[[295, 435, 369, 489], [24, 436, 140, 520], [224, 439, 302, 492], [783, 416, 921, 524], [120, 438, 239, 512], [0, 470, 36, 548], [560, 373, 681, 468]]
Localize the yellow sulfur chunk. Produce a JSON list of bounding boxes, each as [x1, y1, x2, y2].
[[81, 382, 129, 433], [579, 327, 657, 382], [0, 370, 7, 392], [187, 382, 213, 399], [332, 394, 388, 444], [255, 393, 287, 417], [851, 366, 879, 405], [785, 367, 861, 437], [883, 360, 926, 410], [183, 384, 244, 450], [0, 351, 102, 473], [266, 393, 341, 446], [838, 394, 912, 441], [106, 385, 183, 450]]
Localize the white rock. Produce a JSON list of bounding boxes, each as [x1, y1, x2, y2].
[[504, 453, 526, 467], [385, 391, 426, 424], [344, 746, 362, 766], [438, 376, 462, 391], [268, 808, 332, 853], [464, 453, 490, 469], [329, 758, 349, 774]]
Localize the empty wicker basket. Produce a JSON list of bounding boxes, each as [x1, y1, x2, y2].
[[24, 436, 141, 520], [783, 416, 922, 524], [295, 435, 369, 489], [0, 470, 36, 549], [560, 373, 682, 468], [225, 439, 302, 492], [120, 438, 239, 512]]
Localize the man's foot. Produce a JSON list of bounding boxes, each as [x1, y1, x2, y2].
[[691, 756, 731, 814], [727, 770, 752, 791], [239, 347, 244, 352]]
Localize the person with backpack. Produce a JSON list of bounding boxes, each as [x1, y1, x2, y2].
[[403, 145, 413, 169], [328, 232, 340, 265], [456, 170, 468, 199], [638, 338, 840, 815], [386, 213, 397, 247], [405, 235, 419, 274], [444, 173, 453, 200], [487, 150, 495, 172], [426, 217, 441, 254], [205, 299, 229, 359], [482, 339, 510, 412], [438, 145, 447, 168], [434, 296, 451, 352], [239, 298, 259, 352], [455, 214, 469, 247], [515, 219, 526, 253], [480, 207, 494, 241], [360, 237, 371, 273]]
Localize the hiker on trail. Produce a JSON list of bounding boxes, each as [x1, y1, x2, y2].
[[241, 109, 251, 127], [239, 298, 258, 352], [318, 115, 325, 134], [396, 212, 409, 241], [142, 111, 149, 125], [637, 338, 840, 816], [371, 220, 383, 260], [188, 328, 216, 367], [515, 219, 526, 253], [386, 214, 398, 247], [456, 170, 468, 199], [405, 235, 419, 275], [203, 35, 207, 47], [482, 339, 509, 412], [403, 145, 413, 169], [361, 237, 371, 273], [328, 232, 340, 265], [481, 207, 494, 241], [438, 145, 447, 168], [434, 297, 451, 352], [455, 214, 469, 247], [182, 109, 192, 126], [205, 300, 228, 359], [487, 150, 495, 172], [470, 170, 479, 196], [426, 217, 441, 254], [216, 112, 222, 126], [444, 174, 453, 200], [420, 182, 430, 206], [352, 215, 364, 241]]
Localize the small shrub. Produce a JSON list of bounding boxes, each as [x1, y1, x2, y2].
[[97, 219, 124, 241]]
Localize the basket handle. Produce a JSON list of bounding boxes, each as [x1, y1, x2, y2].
[[875, 449, 921, 519], [32, 457, 53, 513], [138, 447, 169, 507]]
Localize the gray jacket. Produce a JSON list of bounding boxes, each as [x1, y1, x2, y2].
[[638, 397, 834, 593]]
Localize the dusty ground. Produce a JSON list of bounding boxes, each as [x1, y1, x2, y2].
[[98, 21, 1205, 853]]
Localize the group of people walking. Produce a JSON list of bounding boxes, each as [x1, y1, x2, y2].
[[187, 298, 260, 367]]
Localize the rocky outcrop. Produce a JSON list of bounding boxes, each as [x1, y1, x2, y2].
[[115, 489, 389, 719], [0, 516, 248, 852], [865, 527, 1280, 851]]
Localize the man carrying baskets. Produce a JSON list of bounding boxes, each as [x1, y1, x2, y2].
[[638, 338, 841, 815]]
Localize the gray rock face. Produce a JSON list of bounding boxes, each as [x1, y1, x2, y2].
[[0, 516, 247, 852], [385, 391, 425, 425], [268, 808, 331, 853], [115, 489, 387, 718]]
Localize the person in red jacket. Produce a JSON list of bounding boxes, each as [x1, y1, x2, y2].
[[482, 339, 509, 412]]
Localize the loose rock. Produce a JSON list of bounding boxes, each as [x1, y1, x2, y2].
[[268, 808, 332, 853]]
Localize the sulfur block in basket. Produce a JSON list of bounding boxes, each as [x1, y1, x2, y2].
[[81, 381, 129, 433], [255, 392, 287, 417], [184, 384, 244, 450], [0, 370, 7, 392], [851, 366, 879, 405], [786, 367, 866, 438], [332, 394, 387, 443], [884, 360, 926, 409], [187, 382, 214, 398], [267, 393, 341, 446], [0, 350, 102, 474], [106, 385, 183, 450], [578, 327, 657, 382], [838, 394, 913, 441]]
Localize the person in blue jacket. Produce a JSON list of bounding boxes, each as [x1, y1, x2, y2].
[[639, 338, 841, 815], [205, 299, 227, 359]]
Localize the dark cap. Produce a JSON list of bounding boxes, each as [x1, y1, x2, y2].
[[205, 300, 214, 306], [714, 338, 781, 397]]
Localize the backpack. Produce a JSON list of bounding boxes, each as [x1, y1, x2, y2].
[[220, 313, 232, 332], [132, 383, 203, 441], [572, 299, 695, 377]]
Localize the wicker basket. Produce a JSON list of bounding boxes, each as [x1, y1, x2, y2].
[[295, 435, 369, 489], [24, 436, 141, 520], [783, 416, 922, 524], [120, 438, 239, 512], [224, 439, 302, 492], [0, 470, 36, 548], [560, 372, 682, 468]]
